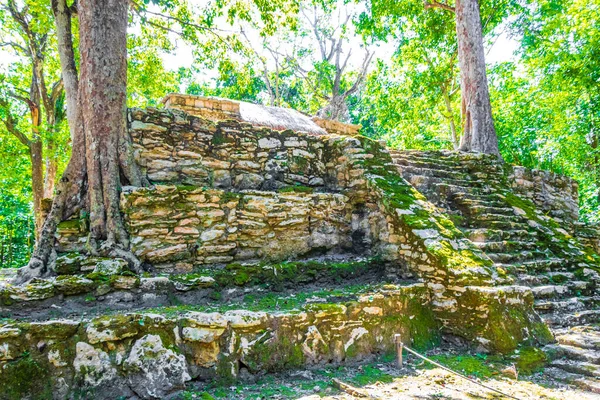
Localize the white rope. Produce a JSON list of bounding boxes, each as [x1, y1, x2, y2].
[[402, 344, 522, 400]]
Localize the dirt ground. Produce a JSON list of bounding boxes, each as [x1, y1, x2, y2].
[[180, 351, 600, 400], [312, 367, 599, 399]]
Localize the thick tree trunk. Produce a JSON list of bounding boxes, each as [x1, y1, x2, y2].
[[17, 0, 145, 283], [455, 0, 501, 157], [79, 0, 129, 246], [20, 0, 89, 281]]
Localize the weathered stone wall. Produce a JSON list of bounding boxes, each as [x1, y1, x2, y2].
[[0, 284, 438, 400], [54, 106, 552, 355], [122, 186, 358, 272], [508, 166, 579, 222], [573, 222, 600, 253], [130, 107, 335, 190]]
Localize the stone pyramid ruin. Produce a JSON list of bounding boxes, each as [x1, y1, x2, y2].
[[1, 94, 599, 398]]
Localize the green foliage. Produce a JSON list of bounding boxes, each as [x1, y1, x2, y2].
[[0, 137, 34, 269], [489, 0, 600, 221]]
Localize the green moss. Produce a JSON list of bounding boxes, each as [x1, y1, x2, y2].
[[291, 156, 309, 172], [203, 258, 381, 291], [211, 131, 234, 146], [351, 365, 394, 386], [356, 136, 493, 281], [219, 191, 240, 204], [504, 192, 600, 268], [426, 354, 502, 379], [54, 275, 96, 296], [57, 219, 81, 230], [514, 346, 547, 375], [175, 184, 199, 192], [0, 353, 53, 400]]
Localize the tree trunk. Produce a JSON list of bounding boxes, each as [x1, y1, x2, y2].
[[30, 135, 44, 238], [79, 0, 129, 246], [455, 0, 501, 157], [44, 136, 58, 199], [17, 0, 144, 283], [317, 95, 349, 122], [29, 71, 45, 238]]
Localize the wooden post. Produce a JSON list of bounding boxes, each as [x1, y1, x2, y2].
[[394, 334, 403, 367]]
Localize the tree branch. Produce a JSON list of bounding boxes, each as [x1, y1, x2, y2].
[[423, 0, 456, 13], [0, 98, 31, 148], [0, 41, 29, 55], [343, 50, 374, 98], [50, 79, 64, 105], [129, 0, 233, 50]]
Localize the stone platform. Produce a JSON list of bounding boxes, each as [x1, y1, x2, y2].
[[3, 95, 596, 398]]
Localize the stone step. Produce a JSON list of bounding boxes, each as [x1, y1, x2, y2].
[[534, 296, 600, 313], [432, 182, 497, 197], [544, 310, 600, 328], [496, 258, 567, 275], [545, 343, 600, 364], [468, 212, 525, 224], [519, 274, 552, 286], [469, 220, 533, 231], [391, 152, 505, 174], [473, 240, 539, 253], [390, 153, 461, 168], [551, 359, 600, 378], [488, 250, 553, 264], [395, 164, 469, 181], [0, 282, 439, 399], [453, 198, 509, 210], [0, 257, 391, 321], [519, 271, 583, 286], [544, 367, 600, 394], [463, 205, 517, 216], [531, 285, 571, 299], [463, 228, 532, 242], [557, 327, 600, 350], [546, 271, 577, 283], [531, 282, 592, 299], [406, 175, 484, 192], [451, 191, 507, 203]]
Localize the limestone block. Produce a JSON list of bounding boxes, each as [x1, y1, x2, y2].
[[258, 137, 282, 149], [74, 342, 117, 387], [234, 173, 264, 189], [182, 327, 225, 343], [86, 315, 139, 344], [123, 334, 191, 399]]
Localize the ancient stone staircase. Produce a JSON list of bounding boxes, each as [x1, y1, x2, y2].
[[392, 149, 600, 392]]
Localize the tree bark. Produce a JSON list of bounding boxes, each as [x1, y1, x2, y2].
[[455, 0, 501, 157], [17, 0, 145, 283], [30, 134, 45, 237], [43, 140, 58, 199], [28, 72, 45, 238], [78, 0, 129, 246]]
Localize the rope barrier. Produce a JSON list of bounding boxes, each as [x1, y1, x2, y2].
[[400, 344, 522, 400]]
